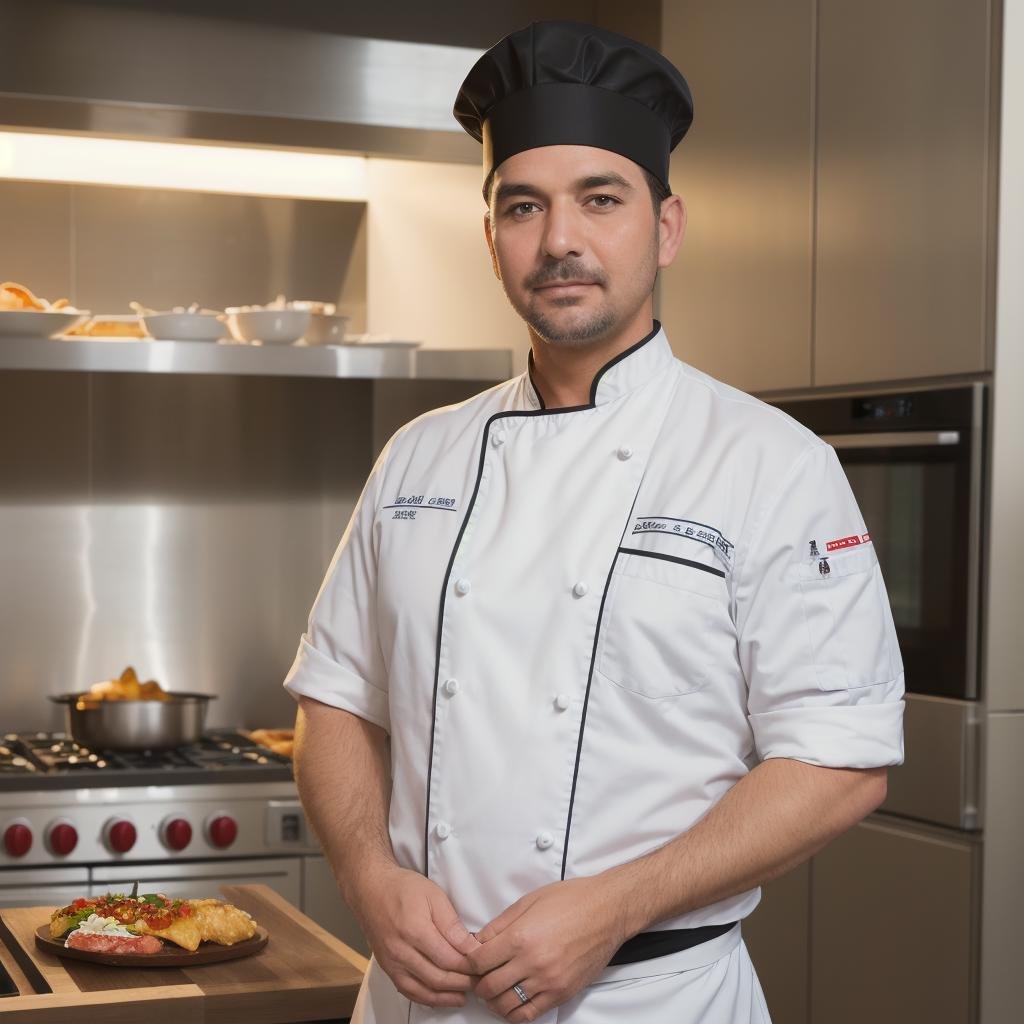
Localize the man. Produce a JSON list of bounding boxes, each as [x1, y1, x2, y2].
[[285, 21, 904, 1024]]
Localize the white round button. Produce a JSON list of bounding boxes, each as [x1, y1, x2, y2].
[[454, 578, 472, 596], [435, 821, 452, 840], [535, 831, 554, 850], [572, 581, 589, 598], [617, 445, 634, 461], [491, 432, 505, 448], [554, 694, 571, 711], [443, 678, 460, 697]]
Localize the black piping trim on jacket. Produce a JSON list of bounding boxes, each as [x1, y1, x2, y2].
[[525, 320, 662, 411], [617, 546, 726, 578], [422, 320, 664, 876], [560, 545, 621, 879]]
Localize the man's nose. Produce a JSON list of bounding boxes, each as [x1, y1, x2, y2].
[[541, 200, 585, 260]]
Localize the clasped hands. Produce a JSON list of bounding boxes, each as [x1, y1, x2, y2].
[[361, 867, 628, 1021]]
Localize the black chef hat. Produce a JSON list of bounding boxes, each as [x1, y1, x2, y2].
[[454, 21, 693, 188]]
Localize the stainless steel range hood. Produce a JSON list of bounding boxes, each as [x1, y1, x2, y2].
[[0, 0, 482, 162]]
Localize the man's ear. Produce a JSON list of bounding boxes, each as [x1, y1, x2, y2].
[[484, 212, 502, 281], [657, 194, 686, 269]]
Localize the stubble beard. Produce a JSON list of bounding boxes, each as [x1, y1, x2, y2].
[[524, 301, 617, 349], [511, 235, 659, 350]]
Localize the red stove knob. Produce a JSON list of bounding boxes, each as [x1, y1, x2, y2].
[[4, 820, 32, 858], [104, 818, 137, 854], [206, 814, 238, 849], [46, 819, 78, 857], [162, 817, 193, 852]]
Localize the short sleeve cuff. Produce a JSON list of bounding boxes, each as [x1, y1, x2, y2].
[[749, 699, 904, 768], [283, 636, 390, 732]]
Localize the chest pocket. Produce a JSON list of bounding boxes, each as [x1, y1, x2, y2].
[[596, 549, 730, 699]]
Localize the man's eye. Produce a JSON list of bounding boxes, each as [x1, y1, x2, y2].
[[588, 195, 619, 209], [509, 202, 539, 216]]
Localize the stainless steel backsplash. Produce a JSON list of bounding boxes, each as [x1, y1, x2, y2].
[[0, 371, 373, 733], [0, 181, 500, 732]]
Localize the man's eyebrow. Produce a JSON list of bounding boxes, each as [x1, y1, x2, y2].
[[493, 182, 545, 206], [574, 172, 635, 192], [493, 172, 635, 207]]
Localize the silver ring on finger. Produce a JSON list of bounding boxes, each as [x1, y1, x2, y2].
[[512, 982, 530, 1005]]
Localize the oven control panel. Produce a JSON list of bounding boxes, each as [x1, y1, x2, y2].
[[0, 784, 319, 866], [265, 800, 309, 848]]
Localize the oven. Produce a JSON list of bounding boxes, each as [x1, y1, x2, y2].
[[772, 384, 987, 830], [774, 384, 986, 701]]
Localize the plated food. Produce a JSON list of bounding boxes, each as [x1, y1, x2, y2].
[[49, 892, 258, 955], [0, 280, 90, 338], [0, 281, 77, 313], [65, 315, 146, 339]]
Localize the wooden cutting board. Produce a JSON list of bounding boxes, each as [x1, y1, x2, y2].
[[0, 884, 366, 1024]]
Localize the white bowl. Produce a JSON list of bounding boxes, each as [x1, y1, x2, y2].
[[304, 313, 352, 346], [0, 309, 90, 338], [143, 312, 225, 342], [226, 309, 310, 345]]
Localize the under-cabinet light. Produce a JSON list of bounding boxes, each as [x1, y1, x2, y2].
[[0, 131, 367, 201]]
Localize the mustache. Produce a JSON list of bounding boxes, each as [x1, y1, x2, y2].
[[524, 260, 607, 290]]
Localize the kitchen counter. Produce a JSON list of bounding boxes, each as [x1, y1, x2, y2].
[[0, 883, 365, 1023]]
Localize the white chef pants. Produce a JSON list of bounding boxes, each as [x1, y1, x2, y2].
[[351, 925, 772, 1024]]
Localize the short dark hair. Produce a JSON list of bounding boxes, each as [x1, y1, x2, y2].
[[483, 165, 672, 217]]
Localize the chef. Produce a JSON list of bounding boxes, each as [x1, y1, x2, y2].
[[284, 20, 905, 1024]]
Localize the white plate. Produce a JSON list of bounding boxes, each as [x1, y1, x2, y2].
[[0, 310, 90, 338]]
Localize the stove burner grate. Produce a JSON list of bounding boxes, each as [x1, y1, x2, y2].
[[0, 731, 290, 778]]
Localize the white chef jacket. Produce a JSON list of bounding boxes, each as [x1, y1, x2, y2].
[[284, 323, 905, 1023]]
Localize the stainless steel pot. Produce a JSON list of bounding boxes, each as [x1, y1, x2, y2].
[[48, 693, 216, 750]]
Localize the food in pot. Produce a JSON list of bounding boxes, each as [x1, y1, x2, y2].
[[78, 666, 170, 707], [50, 893, 257, 952]]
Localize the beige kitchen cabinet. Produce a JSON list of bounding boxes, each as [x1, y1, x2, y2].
[[660, 0, 814, 393], [814, 0, 999, 385], [742, 863, 810, 1024], [810, 818, 979, 1024]]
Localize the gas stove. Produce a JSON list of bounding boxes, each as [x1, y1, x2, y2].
[[0, 731, 360, 951], [0, 730, 293, 791], [0, 731, 310, 871]]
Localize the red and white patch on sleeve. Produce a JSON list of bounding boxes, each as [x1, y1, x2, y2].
[[826, 532, 871, 552]]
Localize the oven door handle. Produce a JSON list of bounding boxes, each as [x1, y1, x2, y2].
[[822, 430, 961, 449]]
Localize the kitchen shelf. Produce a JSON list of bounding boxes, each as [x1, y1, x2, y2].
[[0, 336, 513, 382]]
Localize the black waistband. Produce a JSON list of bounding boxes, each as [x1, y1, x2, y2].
[[608, 922, 737, 966]]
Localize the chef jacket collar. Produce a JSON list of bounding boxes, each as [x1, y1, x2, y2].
[[524, 320, 670, 410]]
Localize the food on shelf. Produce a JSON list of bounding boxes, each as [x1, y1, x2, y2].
[[0, 280, 76, 311], [50, 893, 258, 953], [65, 317, 145, 338], [248, 728, 294, 758], [77, 666, 170, 707]]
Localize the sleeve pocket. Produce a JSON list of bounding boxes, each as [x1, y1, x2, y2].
[[795, 549, 897, 690]]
